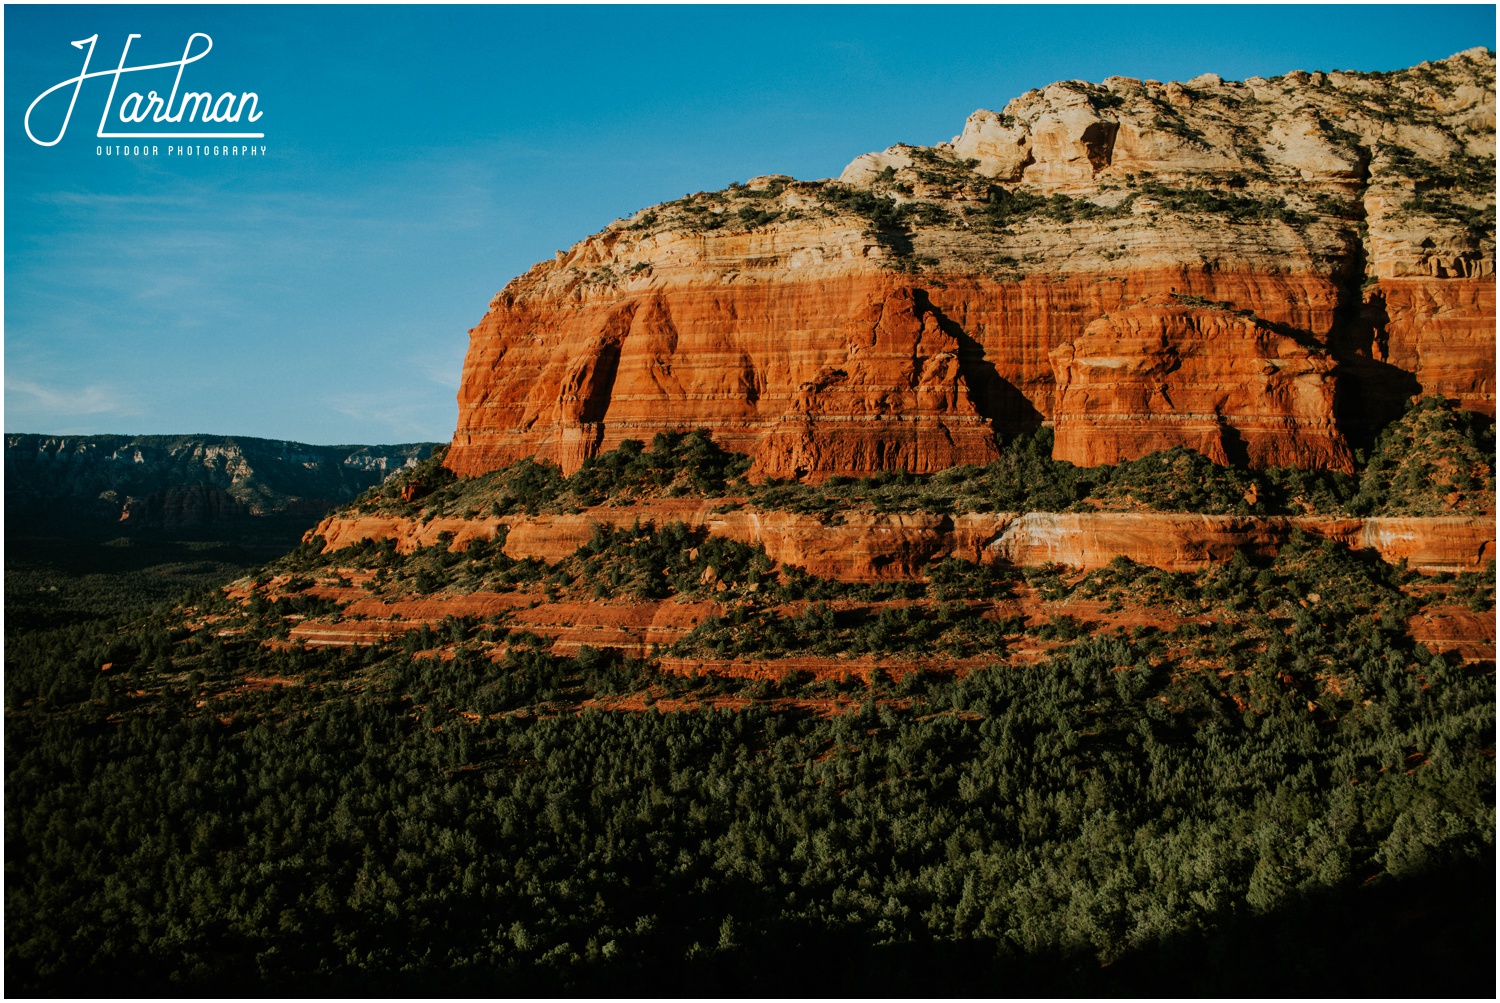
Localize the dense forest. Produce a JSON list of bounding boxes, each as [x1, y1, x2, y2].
[[5, 398, 1495, 995]]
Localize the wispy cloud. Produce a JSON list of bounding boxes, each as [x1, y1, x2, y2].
[[326, 389, 454, 443], [6, 378, 139, 418]]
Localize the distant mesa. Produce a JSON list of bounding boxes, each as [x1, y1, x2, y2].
[[445, 49, 1494, 482], [5, 434, 439, 534]]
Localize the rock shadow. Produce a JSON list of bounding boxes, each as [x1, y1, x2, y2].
[[578, 341, 623, 425], [913, 289, 1044, 438]]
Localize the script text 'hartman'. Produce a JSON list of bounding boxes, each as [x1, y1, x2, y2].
[[26, 33, 265, 147]]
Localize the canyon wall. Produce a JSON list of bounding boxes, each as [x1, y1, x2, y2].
[[1049, 300, 1353, 470], [447, 50, 1494, 481]]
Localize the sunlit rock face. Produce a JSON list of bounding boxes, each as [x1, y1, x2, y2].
[[448, 49, 1495, 480], [1049, 300, 1354, 472]]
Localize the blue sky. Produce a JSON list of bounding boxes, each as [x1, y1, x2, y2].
[[5, 4, 1494, 445]]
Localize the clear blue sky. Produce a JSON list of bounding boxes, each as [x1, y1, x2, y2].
[[5, 4, 1494, 444]]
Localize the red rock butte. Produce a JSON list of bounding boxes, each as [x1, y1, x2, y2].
[[447, 50, 1495, 482]]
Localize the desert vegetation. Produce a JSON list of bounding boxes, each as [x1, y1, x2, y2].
[[7, 512, 1493, 993], [363, 396, 1491, 524], [8, 409, 1494, 996]]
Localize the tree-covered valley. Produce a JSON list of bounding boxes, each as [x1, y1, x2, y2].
[[6, 402, 1494, 995]]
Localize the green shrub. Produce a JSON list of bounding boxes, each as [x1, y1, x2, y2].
[[1350, 396, 1495, 515]]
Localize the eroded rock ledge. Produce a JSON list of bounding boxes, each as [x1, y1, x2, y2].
[[310, 501, 1494, 579]]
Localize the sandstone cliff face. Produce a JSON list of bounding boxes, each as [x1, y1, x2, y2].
[[449, 50, 1495, 480], [1050, 300, 1353, 470], [310, 502, 1494, 578]]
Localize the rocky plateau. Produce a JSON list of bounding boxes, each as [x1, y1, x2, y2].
[[447, 49, 1495, 481]]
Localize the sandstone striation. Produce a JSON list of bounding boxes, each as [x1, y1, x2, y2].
[[309, 502, 1495, 578], [1049, 300, 1354, 470], [448, 50, 1494, 480]]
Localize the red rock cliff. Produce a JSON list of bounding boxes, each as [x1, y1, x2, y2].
[[448, 50, 1495, 480], [1050, 300, 1354, 471], [309, 502, 1495, 578]]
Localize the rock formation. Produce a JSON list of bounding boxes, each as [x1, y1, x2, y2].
[[448, 50, 1495, 480], [309, 501, 1495, 578], [1049, 300, 1353, 470], [5, 434, 437, 530], [119, 484, 249, 529]]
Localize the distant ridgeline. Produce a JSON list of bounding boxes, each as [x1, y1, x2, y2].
[[5, 434, 439, 535]]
